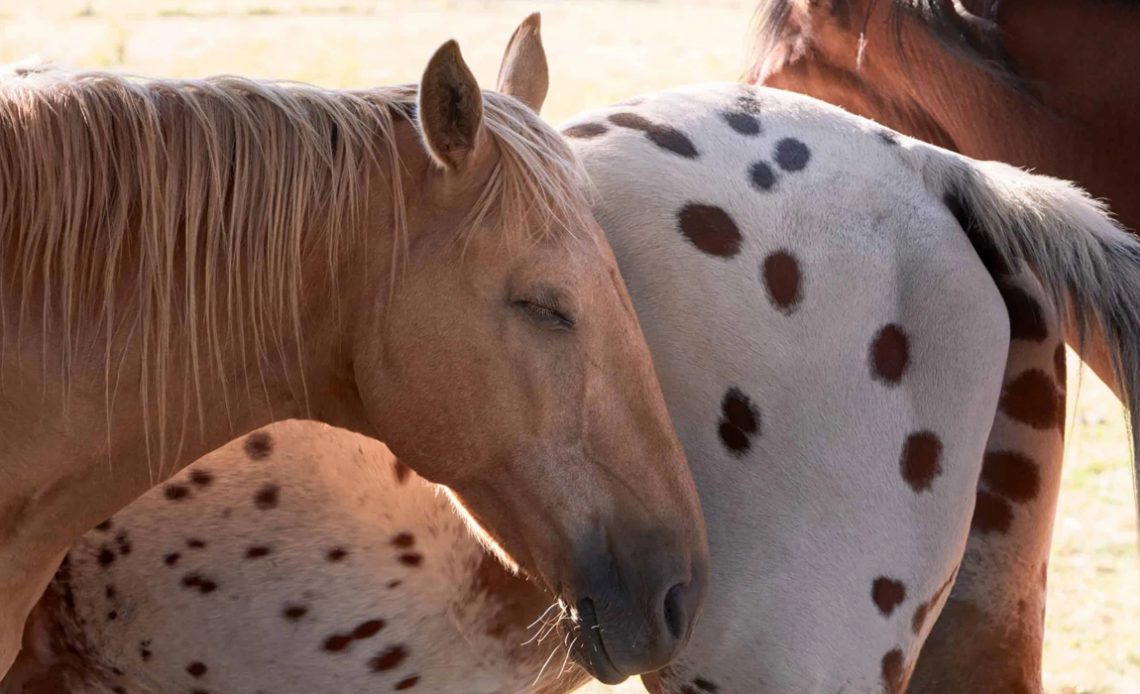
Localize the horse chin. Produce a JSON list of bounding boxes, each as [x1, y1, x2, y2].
[[559, 599, 626, 685]]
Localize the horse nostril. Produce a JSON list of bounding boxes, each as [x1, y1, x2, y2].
[[663, 582, 687, 641]]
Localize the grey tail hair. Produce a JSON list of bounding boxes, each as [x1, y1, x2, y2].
[[910, 143, 1140, 517]]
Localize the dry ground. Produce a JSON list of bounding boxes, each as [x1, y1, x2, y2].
[[1, 2, 1136, 691]]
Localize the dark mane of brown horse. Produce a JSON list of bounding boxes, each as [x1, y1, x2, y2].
[[748, 0, 1140, 90]]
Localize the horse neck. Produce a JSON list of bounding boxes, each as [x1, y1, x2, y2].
[[0, 162, 405, 564], [915, 1, 1140, 234]]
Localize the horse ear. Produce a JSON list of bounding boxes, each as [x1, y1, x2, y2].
[[496, 13, 549, 113], [418, 39, 484, 171]]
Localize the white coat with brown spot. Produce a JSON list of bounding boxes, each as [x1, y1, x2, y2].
[[560, 84, 1138, 694], [2, 420, 587, 694]]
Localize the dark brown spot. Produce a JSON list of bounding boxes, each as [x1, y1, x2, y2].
[[327, 547, 348, 562], [749, 160, 776, 191], [370, 645, 408, 671], [398, 552, 424, 567], [139, 641, 152, 662], [97, 547, 116, 567], [186, 662, 207, 678], [996, 281, 1047, 342], [164, 484, 190, 501], [189, 469, 214, 487], [608, 112, 698, 158], [871, 577, 906, 617], [971, 489, 1014, 535], [254, 484, 280, 510], [186, 538, 206, 549], [245, 545, 272, 559], [112, 688, 126, 694], [718, 387, 760, 456], [323, 634, 353, 652], [999, 369, 1060, 430], [774, 137, 810, 171], [164, 553, 181, 567], [181, 573, 218, 594], [352, 619, 386, 639], [107, 610, 118, 621], [393, 460, 411, 484], [762, 250, 802, 314], [881, 648, 907, 693], [105, 585, 116, 600], [114, 531, 132, 556], [562, 122, 608, 139], [870, 324, 909, 385], [95, 519, 113, 532], [945, 190, 1011, 276], [677, 203, 742, 258], [395, 676, 420, 690], [387, 580, 402, 589], [900, 431, 943, 492], [390, 533, 415, 549], [244, 431, 273, 460], [722, 110, 760, 135], [981, 450, 1040, 503], [284, 605, 308, 621], [693, 678, 719, 692]]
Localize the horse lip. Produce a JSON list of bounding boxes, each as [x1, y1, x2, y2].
[[574, 596, 624, 684]]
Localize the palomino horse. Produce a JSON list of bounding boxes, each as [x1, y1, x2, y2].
[[745, 0, 1140, 688], [0, 15, 710, 683], [14, 83, 1140, 692]]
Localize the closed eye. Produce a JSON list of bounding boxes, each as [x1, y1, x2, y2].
[[514, 299, 575, 330]]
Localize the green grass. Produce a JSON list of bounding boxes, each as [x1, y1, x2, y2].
[[1, 3, 1136, 691]]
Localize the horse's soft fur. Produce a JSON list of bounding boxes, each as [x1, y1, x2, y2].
[[746, 0, 1140, 88], [0, 19, 711, 683], [5, 422, 589, 694], [0, 67, 588, 469], [745, 2, 1140, 686], [20, 82, 1138, 693], [562, 82, 1140, 693]]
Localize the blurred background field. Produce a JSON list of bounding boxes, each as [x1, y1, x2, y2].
[[1, 2, 1136, 692]]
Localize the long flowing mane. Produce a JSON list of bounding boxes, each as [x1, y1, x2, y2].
[[745, 0, 1140, 89], [0, 63, 588, 464]]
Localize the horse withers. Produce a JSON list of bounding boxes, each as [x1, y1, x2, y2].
[[0, 14, 708, 682]]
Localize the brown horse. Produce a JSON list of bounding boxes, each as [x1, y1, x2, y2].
[[746, 1, 1139, 690], [0, 15, 709, 683]]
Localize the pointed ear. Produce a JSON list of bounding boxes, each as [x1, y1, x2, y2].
[[418, 39, 484, 171], [495, 12, 549, 114]]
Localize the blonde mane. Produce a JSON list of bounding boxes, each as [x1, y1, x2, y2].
[[0, 64, 589, 466]]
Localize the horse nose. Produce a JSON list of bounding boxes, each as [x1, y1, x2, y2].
[[570, 548, 707, 684], [663, 580, 697, 641]]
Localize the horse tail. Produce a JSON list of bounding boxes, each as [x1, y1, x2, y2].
[[910, 144, 1140, 503]]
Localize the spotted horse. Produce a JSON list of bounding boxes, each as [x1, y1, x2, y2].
[[8, 84, 1140, 693]]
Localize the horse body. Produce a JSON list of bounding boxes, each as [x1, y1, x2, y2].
[[5, 421, 587, 694], [747, 1, 1140, 688], [564, 83, 1010, 693], [17, 82, 1139, 692], [0, 18, 710, 682]]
